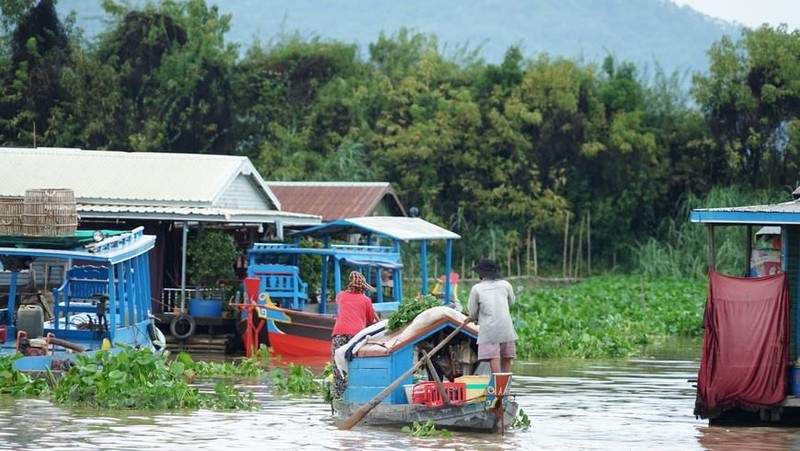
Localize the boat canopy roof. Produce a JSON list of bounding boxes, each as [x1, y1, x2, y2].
[[690, 198, 800, 226], [0, 227, 155, 265], [289, 216, 461, 242], [340, 258, 403, 269]]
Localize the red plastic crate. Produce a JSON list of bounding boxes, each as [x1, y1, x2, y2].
[[411, 382, 466, 406], [443, 382, 466, 405], [411, 382, 442, 406]]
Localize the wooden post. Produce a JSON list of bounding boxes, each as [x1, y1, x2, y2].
[[533, 236, 538, 278], [707, 225, 716, 272], [745, 225, 753, 277]]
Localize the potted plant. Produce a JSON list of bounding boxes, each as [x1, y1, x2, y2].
[[186, 229, 240, 317]]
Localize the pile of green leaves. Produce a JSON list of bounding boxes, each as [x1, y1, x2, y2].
[[0, 355, 48, 397], [513, 275, 706, 359], [53, 347, 256, 410], [386, 294, 441, 332], [271, 363, 322, 396]]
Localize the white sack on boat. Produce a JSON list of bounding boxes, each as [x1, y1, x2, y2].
[[334, 306, 477, 375]]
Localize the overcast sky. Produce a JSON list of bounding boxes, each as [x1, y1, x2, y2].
[[671, 0, 799, 30]]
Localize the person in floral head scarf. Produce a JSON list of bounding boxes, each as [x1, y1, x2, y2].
[[331, 271, 378, 399]]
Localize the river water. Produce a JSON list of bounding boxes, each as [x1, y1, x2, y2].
[[1, 339, 800, 450]]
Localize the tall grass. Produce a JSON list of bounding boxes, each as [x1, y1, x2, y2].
[[634, 186, 788, 279]]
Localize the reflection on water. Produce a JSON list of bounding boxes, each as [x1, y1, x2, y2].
[[1, 338, 799, 450]]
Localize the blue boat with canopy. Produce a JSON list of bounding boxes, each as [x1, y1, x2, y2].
[[0, 227, 163, 371], [242, 216, 461, 358]]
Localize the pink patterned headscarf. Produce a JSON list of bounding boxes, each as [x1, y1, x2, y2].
[[347, 271, 375, 293]]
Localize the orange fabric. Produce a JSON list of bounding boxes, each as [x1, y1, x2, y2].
[[694, 271, 790, 419]]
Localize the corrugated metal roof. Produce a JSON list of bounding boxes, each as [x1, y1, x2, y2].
[[266, 181, 406, 221], [293, 216, 461, 241], [0, 147, 280, 208], [78, 204, 321, 225]]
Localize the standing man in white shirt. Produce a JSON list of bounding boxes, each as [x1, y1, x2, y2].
[[466, 258, 518, 373]]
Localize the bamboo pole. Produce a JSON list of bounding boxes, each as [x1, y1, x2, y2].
[[587, 211, 592, 276], [533, 236, 538, 278], [563, 212, 570, 278], [569, 235, 575, 279], [506, 247, 511, 278], [575, 216, 586, 279], [526, 227, 531, 277]]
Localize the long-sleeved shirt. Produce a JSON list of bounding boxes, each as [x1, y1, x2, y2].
[[467, 279, 518, 344]]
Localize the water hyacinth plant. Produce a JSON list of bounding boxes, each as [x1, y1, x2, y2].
[[401, 419, 452, 438], [513, 275, 706, 359], [53, 346, 256, 410], [0, 355, 48, 397], [175, 351, 264, 379], [271, 363, 322, 396]]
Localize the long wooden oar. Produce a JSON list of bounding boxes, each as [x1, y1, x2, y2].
[[338, 318, 471, 430]]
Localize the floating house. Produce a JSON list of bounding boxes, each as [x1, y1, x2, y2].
[[0, 147, 321, 318], [690, 193, 800, 424]]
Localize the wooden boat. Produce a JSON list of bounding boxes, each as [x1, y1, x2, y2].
[[243, 217, 461, 358], [0, 227, 164, 371], [332, 306, 518, 432]]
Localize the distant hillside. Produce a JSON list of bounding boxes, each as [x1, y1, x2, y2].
[[57, 0, 741, 77]]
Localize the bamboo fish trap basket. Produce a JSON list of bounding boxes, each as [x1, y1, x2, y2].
[[0, 196, 24, 236], [22, 188, 78, 237]]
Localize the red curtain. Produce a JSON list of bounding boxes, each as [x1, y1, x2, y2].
[[695, 271, 790, 419]]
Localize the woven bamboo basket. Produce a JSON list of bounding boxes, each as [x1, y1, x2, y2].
[[0, 196, 24, 236], [23, 188, 78, 236]]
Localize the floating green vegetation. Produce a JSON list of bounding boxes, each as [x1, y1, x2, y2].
[[175, 351, 265, 379], [53, 347, 256, 410], [401, 419, 452, 438], [513, 408, 531, 430], [0, 355, 48, 397], [513, 275, 706, 359], [271, 363, 322, 396], [386, 294, 441, 332]]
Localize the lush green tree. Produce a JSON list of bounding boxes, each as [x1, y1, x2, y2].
[[63, 0, 240, 153], [0, 0, 71, 146], [693, 25, 800, 190], [232, 35, 363, 178]]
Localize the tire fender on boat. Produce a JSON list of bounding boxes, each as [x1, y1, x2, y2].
[[169, 314, 196, 341]]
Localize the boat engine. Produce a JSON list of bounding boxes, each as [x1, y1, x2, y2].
[[18, 336, 48, 356]]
